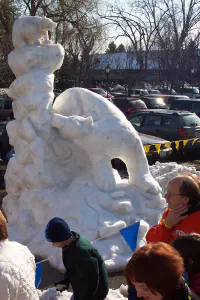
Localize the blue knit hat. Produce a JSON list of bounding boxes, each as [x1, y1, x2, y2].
[[45, 217, 72, 242]]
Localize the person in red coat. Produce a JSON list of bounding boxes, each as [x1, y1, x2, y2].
[[146, 174, 200, 244]]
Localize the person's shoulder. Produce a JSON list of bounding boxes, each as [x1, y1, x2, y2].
[[77, 235, 95, 249], [180, 211, 200, 232], [10, 241, 34, 257], [74, 234, 96, 253], [188, 210, 200, 220]]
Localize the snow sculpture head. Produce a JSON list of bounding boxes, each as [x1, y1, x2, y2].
[[12, 16, 56, 49]]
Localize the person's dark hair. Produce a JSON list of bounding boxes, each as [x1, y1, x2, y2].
[[179, 174, 200, 210], [172, 233, 200, 274], [0, 211, 8, 240], [125, 242, 189, 300]]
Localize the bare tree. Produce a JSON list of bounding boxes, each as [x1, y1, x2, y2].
[[0, 0, 18, 86], [14, 0, 104, 88], [138, 0, 200, 87], [56, 16, 103, 87], [99, 1, 158, 69], [100, 0, 200, 87]]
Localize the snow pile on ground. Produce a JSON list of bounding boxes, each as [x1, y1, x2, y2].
[[150, 161, 200, 195], [39, 287, 127, 300]]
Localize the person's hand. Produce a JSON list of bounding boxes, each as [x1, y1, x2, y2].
[[165, 205, 188, 227]]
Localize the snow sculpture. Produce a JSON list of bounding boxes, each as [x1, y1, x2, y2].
[[3, 16, 165, 272], [52, 88, 161, 194]]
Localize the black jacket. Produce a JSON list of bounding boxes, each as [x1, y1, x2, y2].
[[62, 231, 108, 300]]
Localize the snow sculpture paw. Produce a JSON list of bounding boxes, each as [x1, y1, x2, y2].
[[131, 174, 162, 195], [93, 160, 116, 192]]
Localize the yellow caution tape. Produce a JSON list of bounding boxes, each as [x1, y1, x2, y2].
[[183, 140, 189, 147], [192, 138, 198, 145], [143, 138, 199, 154], [144, 145, 151, 153], [155, 144, 161, 154], [164, 141, 171, 148], [174, 141, 180, 150]]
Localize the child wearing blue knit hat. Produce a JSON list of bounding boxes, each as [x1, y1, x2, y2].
[[45, 217, 108, 300], [45, 217, 72, 245]]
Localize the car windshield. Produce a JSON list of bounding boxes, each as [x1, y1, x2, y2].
[[113, 99, 133, 108], [149, 97, 166, 106], [151, 90, 161, 94], [134, 90, 149, 95], [4, 100, 12, 109], [130, 100, 146, 108], [181, 115, 200, 126], [141, 90, 149, 95], [182, 88, 199, 94], [193, 88, 199, 94], [95, 89, 106, 95], [170, 89, 177, 95], [159, 89, 176, 95]]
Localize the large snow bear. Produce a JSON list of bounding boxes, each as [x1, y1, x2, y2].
[[52, 87, 161, 194]]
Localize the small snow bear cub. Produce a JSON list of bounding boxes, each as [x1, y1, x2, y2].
[[12, 16, 56, 49]]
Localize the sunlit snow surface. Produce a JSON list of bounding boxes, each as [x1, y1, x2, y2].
[[4, 16, 200, 277], [39, 287, 127, 300], [5, 161, 199, 274]]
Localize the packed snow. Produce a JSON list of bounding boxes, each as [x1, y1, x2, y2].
[[39, 287, 127, 300], [3, 15, 200, 282]]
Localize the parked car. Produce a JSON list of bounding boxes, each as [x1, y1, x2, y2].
[[111, 84, 125, 92], [179, 87, 199, 98], [0, 89, 13, 121], [112, 131, 172, 168], [111, 92, 127, 97], [141, 96, 168, 109], [131, 89, 149, 96], [129, 110, 200, 147], [112, 97, 147, 118], [158, 88, 177, 95], [140, 132, 173, 161], [88, 88, 113, 99], [170, 98, 200, 117], [148, 90, 161, 95], [0, 121, 9, 136], [167, 95, 190, 105]]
